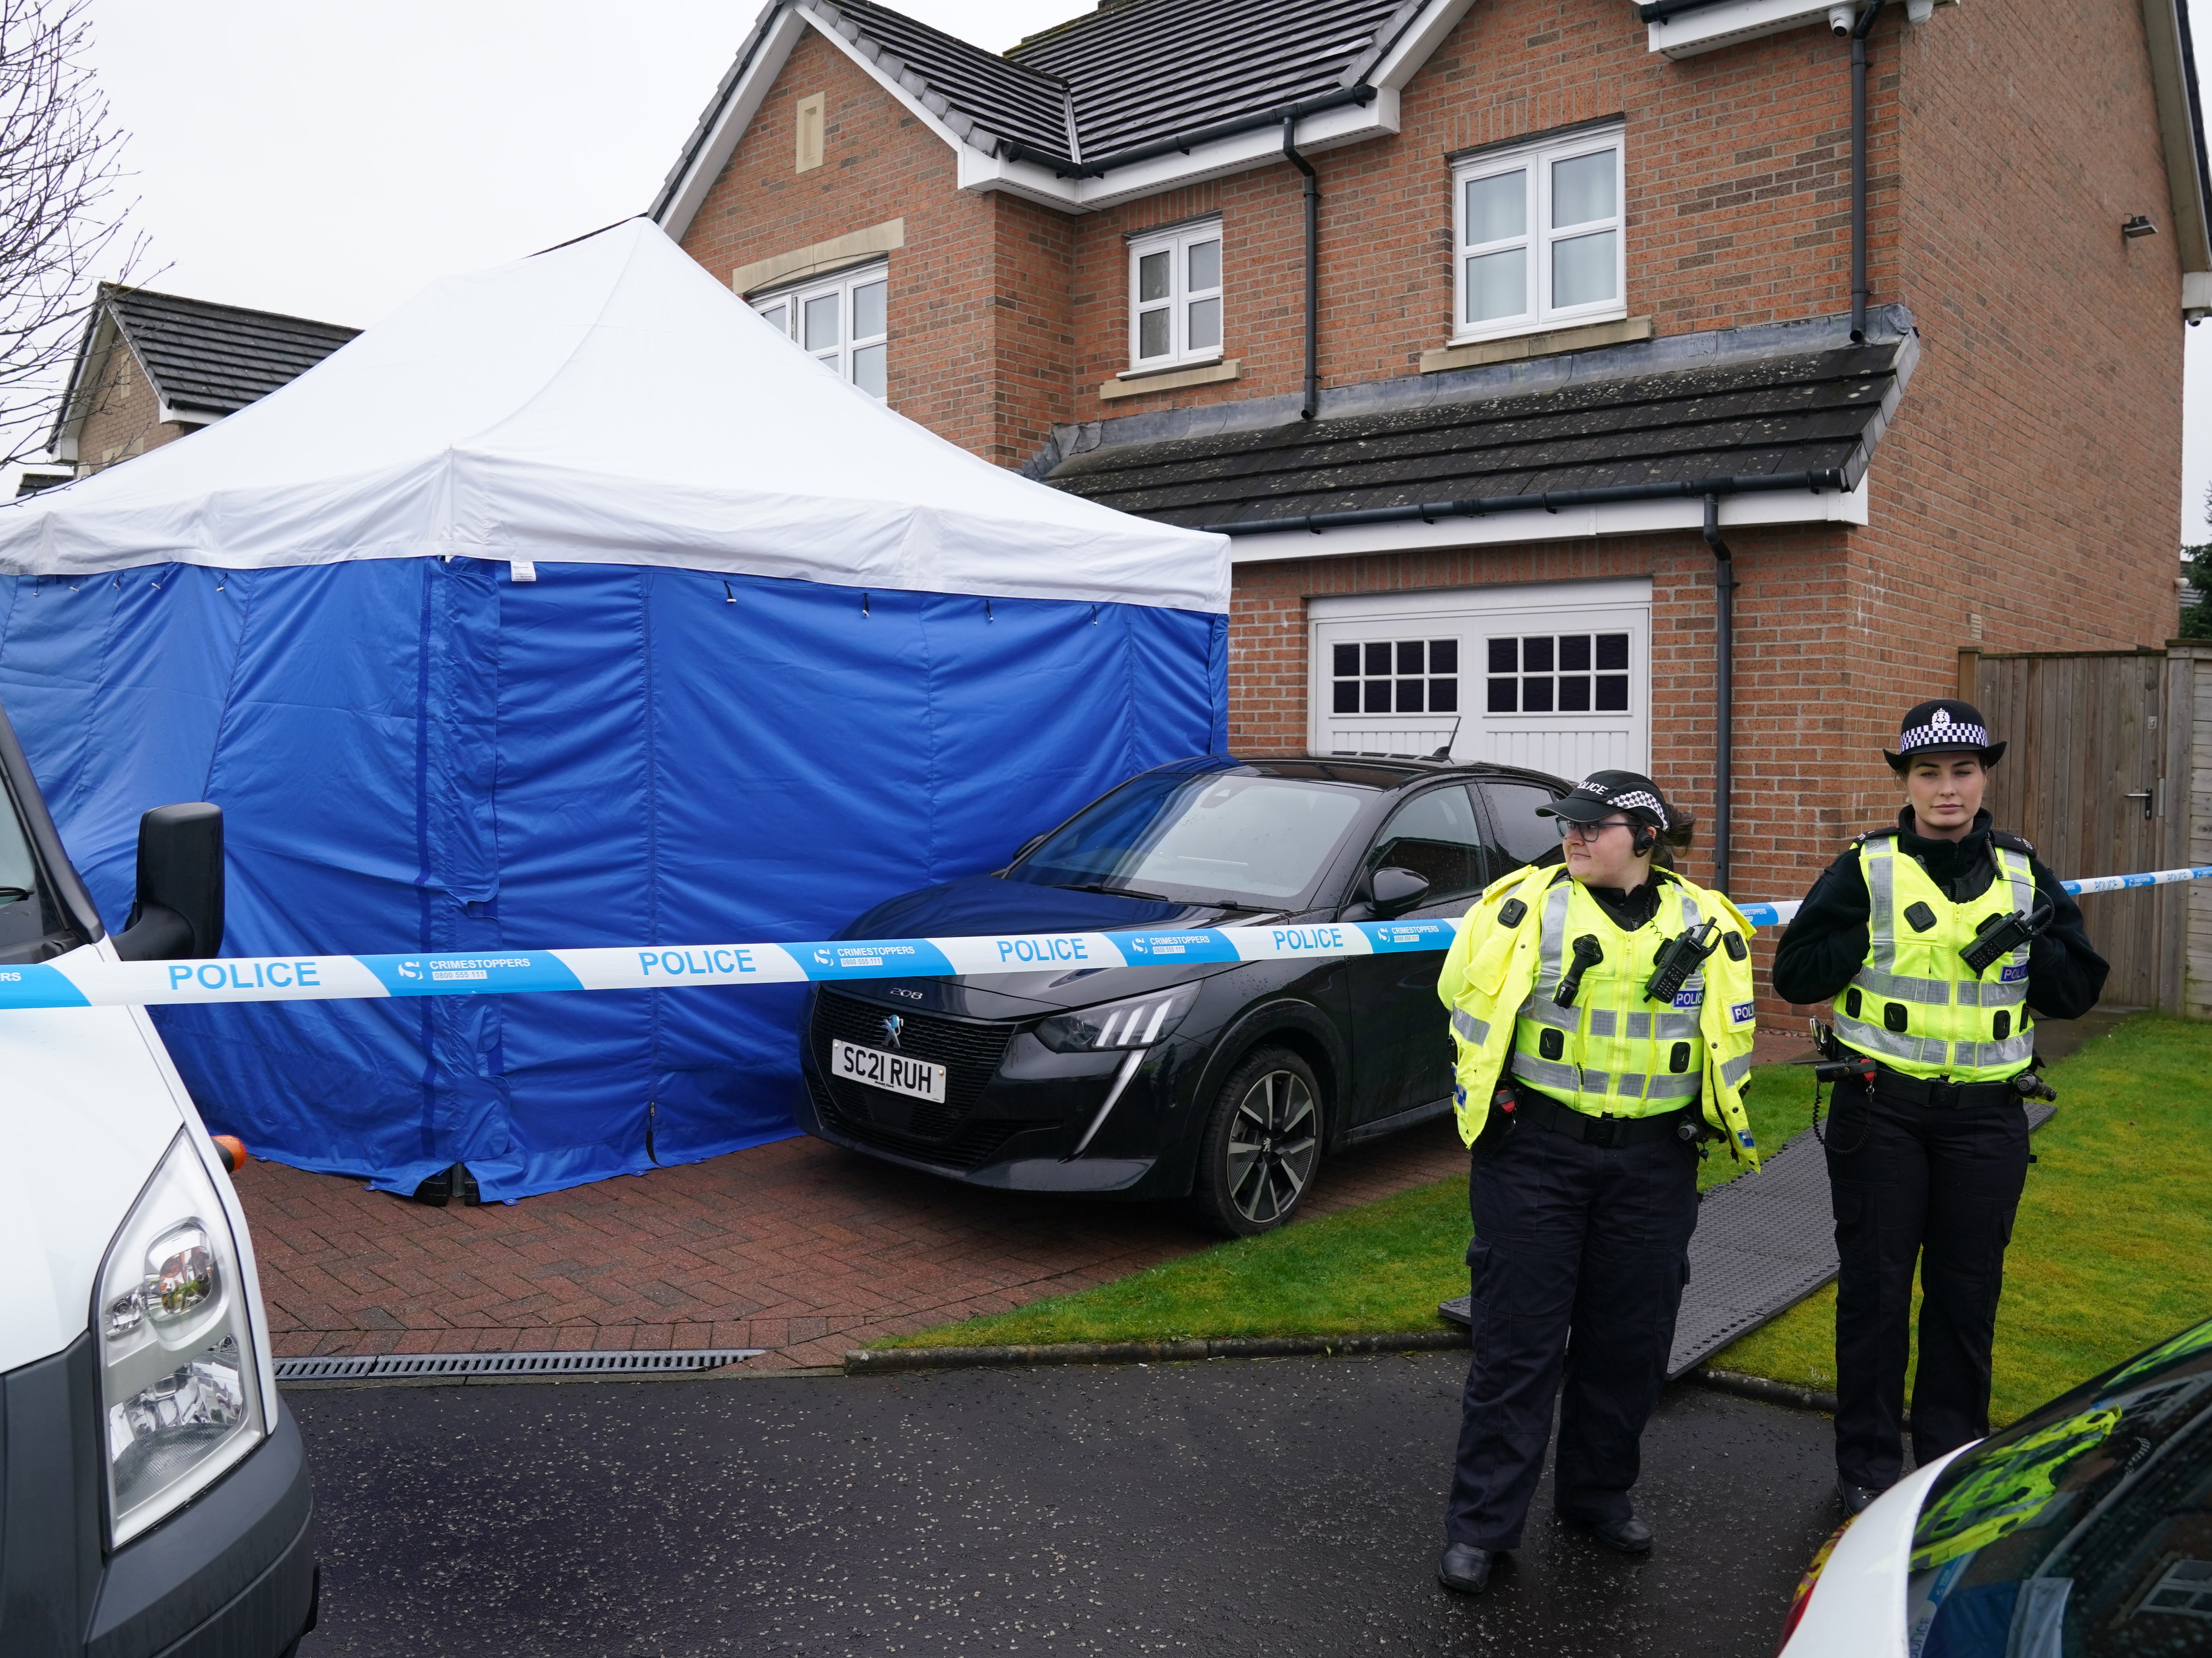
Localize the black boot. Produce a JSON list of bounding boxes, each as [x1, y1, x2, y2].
[[1436, 1543, 1496, 1595]]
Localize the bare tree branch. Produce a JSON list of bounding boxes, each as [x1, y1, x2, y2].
[[0, 0, 152, 469]]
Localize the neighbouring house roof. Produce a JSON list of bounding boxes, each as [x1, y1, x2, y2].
[[651, 0, 1468, 229], [50, 284, 359, 461], [1037, 315, 1915, 533]]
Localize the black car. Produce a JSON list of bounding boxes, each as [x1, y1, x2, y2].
[[795, 754, 1570, 1235]]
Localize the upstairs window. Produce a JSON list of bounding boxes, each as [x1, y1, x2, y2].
[[1127, 220, 1223, 371], [753, 262, 888, 398], [1452, 128, 1625, 343]]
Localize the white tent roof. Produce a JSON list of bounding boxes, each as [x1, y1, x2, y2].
[[0, 221, 1227, 612]]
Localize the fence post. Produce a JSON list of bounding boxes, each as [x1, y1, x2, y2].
[[2175, 642, 2212, 1017], [1956, 647, 1980, 704]]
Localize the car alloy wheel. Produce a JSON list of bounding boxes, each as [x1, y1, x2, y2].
[[1192, 1046, 1323, 1237]]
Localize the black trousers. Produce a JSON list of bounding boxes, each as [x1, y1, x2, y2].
[[1825, 1080, 2031, 1491], [1443, 1120, 1701, 1551]]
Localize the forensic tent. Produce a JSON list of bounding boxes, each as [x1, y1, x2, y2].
[[0, 219, 1228, 1201]]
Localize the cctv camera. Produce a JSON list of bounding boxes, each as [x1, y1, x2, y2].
[[1827, 3, 1856, 34]]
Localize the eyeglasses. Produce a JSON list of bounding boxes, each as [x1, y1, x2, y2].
[[1557, 817, 1633, 843]]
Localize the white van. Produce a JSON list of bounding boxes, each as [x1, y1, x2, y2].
[[0, 705, 317, 1657]]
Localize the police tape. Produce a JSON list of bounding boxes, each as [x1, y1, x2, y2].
[[6, 864, 2210, 1014]]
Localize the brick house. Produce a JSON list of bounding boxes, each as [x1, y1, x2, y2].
[[649, 0, 2212, 955], [47, 284, 358, 478]]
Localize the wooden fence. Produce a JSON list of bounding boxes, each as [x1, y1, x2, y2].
[[1959, 642, 2212, 1013]]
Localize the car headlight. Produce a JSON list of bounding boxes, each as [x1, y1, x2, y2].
[[96, 1131, 265, 1547], [1037, 986, 1198, 1054]]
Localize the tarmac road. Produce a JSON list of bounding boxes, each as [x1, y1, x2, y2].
[[287, 1352, 1838, 1657]]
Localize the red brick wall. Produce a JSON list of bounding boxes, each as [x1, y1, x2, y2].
[[675, 28, 1073, 466], [74, 343, 189, 472], [1069, 0, 1889, 420], [671, 3, 2187, 992]]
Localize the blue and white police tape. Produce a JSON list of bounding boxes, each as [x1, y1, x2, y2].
[[6, 863, 2210, 1014]]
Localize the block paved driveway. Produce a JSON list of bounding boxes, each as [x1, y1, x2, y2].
[[239, 1118, 1470, 1371]]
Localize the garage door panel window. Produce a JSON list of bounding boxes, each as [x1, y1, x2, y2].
[[753, 263, 889, 398], [1489, 633, 1630, 716], [1334, 639, 1458, 716]]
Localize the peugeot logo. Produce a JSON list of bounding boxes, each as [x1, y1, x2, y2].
[[880, 1014, 905, 1049]]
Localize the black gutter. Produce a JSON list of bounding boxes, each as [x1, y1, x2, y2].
[[1284, 117, 1321, 421], [995, 85, 1376, 180], [1636, 0, 1737, 18], [1207, 468, 1851, 538], [1702, 496, 1735, 896], [1849, 0, 1887, 342]]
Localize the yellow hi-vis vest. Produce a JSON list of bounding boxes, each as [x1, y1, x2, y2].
[[1832, 832, 2038, 1081], [1438, 862, 1761, 1166]]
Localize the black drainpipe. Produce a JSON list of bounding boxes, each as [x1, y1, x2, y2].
[[1703, 496, 1734, 895], [1283, 116, 1320, 421], [1849, 0, 1887, 342]]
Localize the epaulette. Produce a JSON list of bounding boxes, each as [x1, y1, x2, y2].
[[1991, 830, 2036, 855], [1850, 826, 1903, 847]]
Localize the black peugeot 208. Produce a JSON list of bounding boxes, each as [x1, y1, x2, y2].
[[794, 754, 1570, 1235]]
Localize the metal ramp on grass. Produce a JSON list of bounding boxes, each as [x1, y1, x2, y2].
[[1437, 1105, 2056, 1379]]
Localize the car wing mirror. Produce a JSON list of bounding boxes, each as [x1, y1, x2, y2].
[[1367, 866, 1431, 918], [113, 803, 224, 962]]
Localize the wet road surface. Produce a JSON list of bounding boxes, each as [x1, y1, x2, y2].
[[288, 1352, 1838, 1656]]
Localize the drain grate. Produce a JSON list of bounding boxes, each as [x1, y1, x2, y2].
[[274, 1347, 764, 1383]]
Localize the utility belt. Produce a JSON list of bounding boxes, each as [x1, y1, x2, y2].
[[1812, 1024, 2056, 1109], [1496, 1082, 1704, 1150]]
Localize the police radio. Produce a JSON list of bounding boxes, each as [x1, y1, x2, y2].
[[1643, 920, 1719, 1005], [1959, 900, 2055, 975]]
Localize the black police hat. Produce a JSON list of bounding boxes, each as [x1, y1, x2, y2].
[[1536, 769, 1678, 828], [1884, 699, 2006, 773]]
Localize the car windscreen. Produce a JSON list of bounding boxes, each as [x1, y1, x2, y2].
[[0, 784, 48, 959], [1005, 771, 1371, 908], [1906, 1318, 2212, 1655]]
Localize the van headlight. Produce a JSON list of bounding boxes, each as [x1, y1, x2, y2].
[[1037, 986, 1198, 1053], [96, 1131, 265, 1546]]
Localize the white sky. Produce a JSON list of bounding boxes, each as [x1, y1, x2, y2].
[[71, 0, 2212, 542]]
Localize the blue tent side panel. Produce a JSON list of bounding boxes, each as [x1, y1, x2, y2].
[[0, 556, 1227, 1201]]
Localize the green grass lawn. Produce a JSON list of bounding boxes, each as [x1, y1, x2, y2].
[[1715, 1015, 2212, 1425], [877, 1019, 2212, 1426], [877, 1059, 1816, 1350]]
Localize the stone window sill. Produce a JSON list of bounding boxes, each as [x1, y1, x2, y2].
[[1098, 358, 1240, 401], [1420, 316, 1654, 375]]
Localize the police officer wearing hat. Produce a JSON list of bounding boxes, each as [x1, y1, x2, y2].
[[1773, 701, 2108, 1515], [1433, 770, 1761, 1595]]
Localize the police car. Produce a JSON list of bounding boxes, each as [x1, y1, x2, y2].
[[0, 705, 317, 1657], [796, 754, 1571, 1235], [1778, 1312, 2212, 1655]]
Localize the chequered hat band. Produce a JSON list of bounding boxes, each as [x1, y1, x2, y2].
[[1897, 720, 1990, 752], [1579, 783, 1669, 827]]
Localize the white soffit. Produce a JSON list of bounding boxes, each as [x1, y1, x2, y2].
[[1224, 474, 1870, 565], [1645, 0, 1848, 58]]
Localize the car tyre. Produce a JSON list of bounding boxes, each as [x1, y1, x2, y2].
[[1190, 1046, 1324, 1237]]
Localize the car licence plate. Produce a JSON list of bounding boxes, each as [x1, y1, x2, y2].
[[831, 1040, 947, 1104]]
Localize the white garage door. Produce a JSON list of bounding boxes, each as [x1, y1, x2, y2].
[[1308, 578, 1651, 778]]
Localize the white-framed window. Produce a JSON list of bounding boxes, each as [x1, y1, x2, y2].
[[1126, 220, 1223, 371], [1451, 128, 1625, 344], [752, 262, 888, 398]]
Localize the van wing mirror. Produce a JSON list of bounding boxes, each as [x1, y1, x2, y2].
[[1368, 866, 1431, 918], [113, 803, 224, 962]]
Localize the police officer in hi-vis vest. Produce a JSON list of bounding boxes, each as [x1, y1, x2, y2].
[[1433, 771, 1761, 1596], [1774, 701, 2107, 1515]]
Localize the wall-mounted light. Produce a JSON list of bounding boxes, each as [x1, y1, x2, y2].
[[2122, 215, 2159, 239]]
